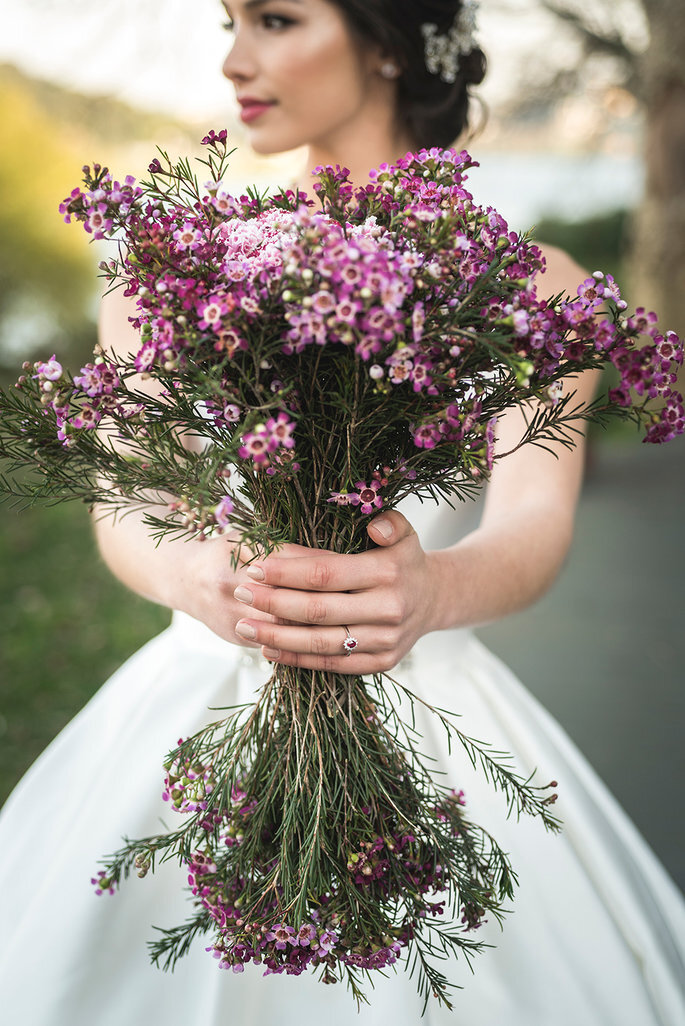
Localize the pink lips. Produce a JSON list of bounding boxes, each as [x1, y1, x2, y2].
[[238, 100, 275, 124]]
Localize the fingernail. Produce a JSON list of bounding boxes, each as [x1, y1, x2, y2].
[[235, 621, 256, 640], [263, 647, 280, 660], [234, 586, 253, 605], [246, 565, 265, 581], [372, 519, 392, 538]]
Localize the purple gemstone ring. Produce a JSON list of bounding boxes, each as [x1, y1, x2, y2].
[[342, 626, 359, 655]]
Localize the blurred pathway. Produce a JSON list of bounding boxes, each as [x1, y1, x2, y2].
[[478, 433, 685, 891]]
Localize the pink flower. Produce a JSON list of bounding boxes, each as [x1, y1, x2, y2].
[[296, 924, 317, 946], [312, 291, 336, 316], [409, 359, 434, 392], [86, 203, 113, 238], [657, 331, 683, 365], [173, 221, 203, 251], [74, 362, 120, 397], [576, 277, 604, 308], [327, 489, 359, 506], [214, 495, 234, 529], [411, 423, 441, 449], [34, 355, 63, 381], [238, 426, 273, 465], [354, 479, 383, 515], [335, 298, 359, 323], [212, 401, 241, 424], [317, 930, 338, 954], [265, 412, 296, 450], [71, 404, 102, 430], [388, 359, 413, 385], [266, 924, 298, 950], [91, 871, 115, 896], [197, 295, 230, 331], [209, 186, 238, 217], [601, 273, 623, 305], [134, 343, 158, 373], [512, 308, 530, 336], [201, 129, 228, 146], [593, 319, 616, 352]]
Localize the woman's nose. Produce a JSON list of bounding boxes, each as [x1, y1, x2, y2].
[[222, 31, 255, 85]]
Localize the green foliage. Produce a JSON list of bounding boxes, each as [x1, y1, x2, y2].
[[535, 208, 630, 286], [0, 71, 96, 372], [0, 63, 190, 379], [0, 502, 168, 803]]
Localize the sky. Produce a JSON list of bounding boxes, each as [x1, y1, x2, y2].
[[1, 0, 233, 120]]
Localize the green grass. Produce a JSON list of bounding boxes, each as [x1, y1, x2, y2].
[[0, 501, 169, 804]]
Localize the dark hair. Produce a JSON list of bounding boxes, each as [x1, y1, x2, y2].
[[330, 0, 487, 150]]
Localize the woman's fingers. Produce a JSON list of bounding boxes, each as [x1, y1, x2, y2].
[[366, 510, 415, 547], [230, 512, 428, 666], [233, 580, 405, 628], [244, 512, 416, 593], [234, 619, 393, 656]]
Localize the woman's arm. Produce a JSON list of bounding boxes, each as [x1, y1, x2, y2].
[[430, 243, 600, 629], [93, 289, 279, 646]]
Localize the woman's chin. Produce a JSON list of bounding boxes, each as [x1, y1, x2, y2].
[[247, 137, 283, 156], [244, 127, 307, 158]]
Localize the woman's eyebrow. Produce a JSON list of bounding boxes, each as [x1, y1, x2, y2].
[[225, 0, 303, 11]]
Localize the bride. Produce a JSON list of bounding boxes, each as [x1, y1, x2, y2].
[[0, 1, 683, 1023]]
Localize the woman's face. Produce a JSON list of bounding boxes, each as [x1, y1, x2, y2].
[[221, 0, 390, 156]]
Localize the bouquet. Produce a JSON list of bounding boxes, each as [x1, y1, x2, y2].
[[1, 134, 682, 1009]]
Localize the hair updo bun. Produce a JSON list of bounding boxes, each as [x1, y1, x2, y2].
[[333, 0, 487, 150]]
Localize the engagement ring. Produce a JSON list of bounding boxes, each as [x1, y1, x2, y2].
[[342, 626, 359, 655]]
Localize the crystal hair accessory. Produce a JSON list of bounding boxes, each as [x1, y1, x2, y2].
[[421, 1, 479, 84]]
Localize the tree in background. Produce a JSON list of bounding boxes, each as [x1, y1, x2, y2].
[[507, 0, 685, 339], [630, 0, 685, 341]]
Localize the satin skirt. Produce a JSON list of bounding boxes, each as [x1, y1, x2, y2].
[[1, 610, 683, 1025]]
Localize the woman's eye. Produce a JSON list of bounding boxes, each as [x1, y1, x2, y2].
[[221, 13, 291, 33], [262, 15, 292, 30]]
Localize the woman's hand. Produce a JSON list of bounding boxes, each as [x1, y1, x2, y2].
[[231, 512, 441, 673], [163, 530, 315, 650]]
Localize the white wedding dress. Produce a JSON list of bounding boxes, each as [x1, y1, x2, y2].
[[0, 493, 683, 1026]]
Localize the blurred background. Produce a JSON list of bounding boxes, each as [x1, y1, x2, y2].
[[0, 0, 683, 887]]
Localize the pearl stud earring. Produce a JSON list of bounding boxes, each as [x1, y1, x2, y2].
[[380, 61, 401, 79]]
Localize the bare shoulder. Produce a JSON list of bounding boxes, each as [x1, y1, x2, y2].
[[98, 287, 140, 360], [535, 242, 588, 298]]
